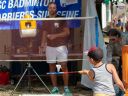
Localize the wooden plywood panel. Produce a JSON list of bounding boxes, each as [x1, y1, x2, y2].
[[0, 30, 12, 60]]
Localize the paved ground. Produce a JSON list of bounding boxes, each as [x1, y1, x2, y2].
[[0, 83, 92, 96]]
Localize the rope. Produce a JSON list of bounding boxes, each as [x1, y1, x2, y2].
[[0, 16, 96, 21], [0, 58, 87, 62]]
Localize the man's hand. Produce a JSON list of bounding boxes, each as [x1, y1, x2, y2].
[[39, 44, 46, 54], [47, 34, 57, 40], [39, 46, 45, 54]]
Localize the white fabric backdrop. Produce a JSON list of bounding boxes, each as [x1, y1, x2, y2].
[[81, 0, 107, 88]]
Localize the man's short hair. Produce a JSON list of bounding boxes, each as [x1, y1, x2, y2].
[[48, 2, 56, 7], [88, 46, 103, 62], [108, 29, 121, 38]]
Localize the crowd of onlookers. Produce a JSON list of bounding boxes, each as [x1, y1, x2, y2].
[[110, 16, 128, 32], [105, 16, 128, 95]]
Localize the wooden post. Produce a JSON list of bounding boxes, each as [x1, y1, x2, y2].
[[122, 45, 128, 96]]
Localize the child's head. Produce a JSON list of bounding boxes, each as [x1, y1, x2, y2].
[[87, 46, 103, 63], [108, 28, 122, 42], [108, 29, 121, 37]]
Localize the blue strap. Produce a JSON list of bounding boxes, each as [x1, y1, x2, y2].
[[95, 16, 99, 47]]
